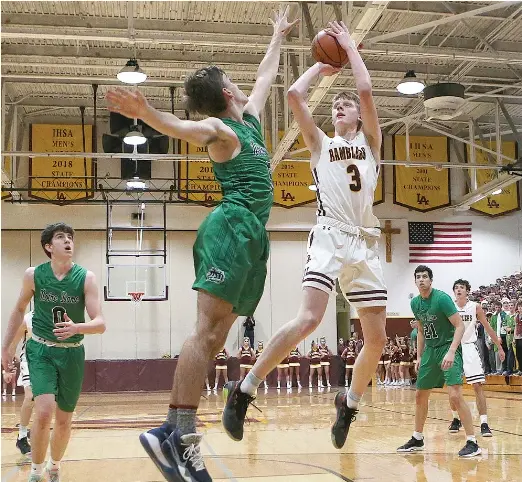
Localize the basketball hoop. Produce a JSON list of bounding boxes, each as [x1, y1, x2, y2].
[[129, 292, 144, 305]]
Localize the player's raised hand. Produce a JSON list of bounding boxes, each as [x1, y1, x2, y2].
[[53, 313, 79, 341], [105, 87, 150, 121], [270, 5, 299, 37], [326, 21, 355, 52], [316, 62, 342, 77]]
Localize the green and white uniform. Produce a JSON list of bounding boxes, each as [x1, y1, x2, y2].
[[192, 113, 273, 315], [26, 262, 87, 412], [411, 288, 463, 389]]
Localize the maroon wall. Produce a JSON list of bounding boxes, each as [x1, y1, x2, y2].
[[82, 357, 350, 392], [351, 317, 413, 339]]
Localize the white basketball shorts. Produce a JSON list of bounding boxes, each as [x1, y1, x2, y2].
[[17, 359, 31, 388], [462, 342, 485, 384], [302, 224, 387, 309]]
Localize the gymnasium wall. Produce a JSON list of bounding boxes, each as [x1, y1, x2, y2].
[[0, 228, 337, 360], [2, 128, 522, 360]]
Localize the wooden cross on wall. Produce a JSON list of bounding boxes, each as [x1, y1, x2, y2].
[[381, 220, 401, 263]]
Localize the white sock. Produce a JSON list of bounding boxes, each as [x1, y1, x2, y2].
[[18, 425, 28, 439], [480, 414, 488, 424], [47, 458, 60, 471], [346, 388, 361, 409], [240, 371, 263, 396], [452, 411, 459, 419], [413, 431, 424, 441], [31, 463, 45, 475], [466, 435, 477, 443]]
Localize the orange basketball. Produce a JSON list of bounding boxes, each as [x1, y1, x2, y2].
[[311, 30, 348, 68]]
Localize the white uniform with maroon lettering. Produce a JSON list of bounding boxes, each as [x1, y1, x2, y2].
[[302, 132, 387, 308], [456, 300, 485, 384]]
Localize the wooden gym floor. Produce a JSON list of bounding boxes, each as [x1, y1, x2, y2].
[[1, 386, 521, 481]]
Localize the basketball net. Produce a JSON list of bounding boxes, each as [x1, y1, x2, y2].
[[129, 292, 144, 305]]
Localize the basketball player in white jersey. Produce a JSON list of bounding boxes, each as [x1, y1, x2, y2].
[[450, 279, 505, 436], [8, 311, 35, 456], [222, 20, 387, 450]]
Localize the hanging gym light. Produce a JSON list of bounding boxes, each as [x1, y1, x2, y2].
[[123, 125, 147, 146], [117, 59, 147, 84], [396, 70, 425, 95]]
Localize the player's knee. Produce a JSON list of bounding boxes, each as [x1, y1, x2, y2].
[[364, 331, 387, 351], [415, 390, 428, 405], [297, 311, 322, 337], [35, 405, 53, 425], [448, 393, 461, 408]]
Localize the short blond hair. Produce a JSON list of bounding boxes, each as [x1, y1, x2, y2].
[[332, 91, 360, 111]]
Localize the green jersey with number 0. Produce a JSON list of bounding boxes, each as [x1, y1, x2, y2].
[[410, 288, 458, 348], [33, 262, 87, 343]]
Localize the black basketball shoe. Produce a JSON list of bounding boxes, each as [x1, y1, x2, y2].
[[331, 391, 358, 449], [458, 440, 481, 457], [480, 423, 493, 437], [449, 418, 462, 433], [397, 436, 425, 452], [16, 436, 31, 455], [222, 381, 256, 441]]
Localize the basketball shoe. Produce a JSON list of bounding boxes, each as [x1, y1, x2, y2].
[[222, 381, 256, 441], [331, 391, 358, 449]]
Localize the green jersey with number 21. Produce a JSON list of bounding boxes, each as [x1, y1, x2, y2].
[[410, 288, 458, 348]]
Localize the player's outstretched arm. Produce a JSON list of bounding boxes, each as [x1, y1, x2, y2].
[[287, 63, 339, 156], [327, 21, 381, 160], [106, 87, 230, 148], [2, 268, 34, 372], [245, 5, 299, 120]]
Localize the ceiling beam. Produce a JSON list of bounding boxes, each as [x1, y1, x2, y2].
[[365, 1, 514, 45], [300, 2, 316, 42]]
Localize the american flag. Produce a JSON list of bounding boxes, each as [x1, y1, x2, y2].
[[408, 222, 472, 263]]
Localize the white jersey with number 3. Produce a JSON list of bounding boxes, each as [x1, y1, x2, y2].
[[312, 132, 380, 229], [456, 300, 478, 344]]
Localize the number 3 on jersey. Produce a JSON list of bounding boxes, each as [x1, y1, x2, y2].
[[52, 306, 67, 324], [346, 164, 361, 192]]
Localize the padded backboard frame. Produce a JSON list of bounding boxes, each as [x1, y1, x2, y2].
[[104, 264, 168, 301]]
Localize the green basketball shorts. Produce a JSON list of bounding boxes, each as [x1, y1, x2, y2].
[[26, 338, 85, 412], [192, 202, 269, 316], [416, 343, 463, 390]]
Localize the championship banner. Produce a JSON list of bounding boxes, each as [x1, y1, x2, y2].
[[374, 141, 385, 206], [393, 135, 450, 212], [374, 166, 384, 206], [29, 124, 93, 204], [272, 132, 315, 207], [177, 143, 222, 205], [467, 141, 520, 217]]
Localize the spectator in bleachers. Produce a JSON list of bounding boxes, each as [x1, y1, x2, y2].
[[514, 301, 522, 375], [490, 300, 510, 374]]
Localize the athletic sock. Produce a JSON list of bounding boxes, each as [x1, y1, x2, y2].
[[467, 435, 477, 443], [240, 371, 263, 396], [346, 388, 361, 409], [177, 408, 197, 436], [413, 431, 424, 441], [47, 458, 60, 471], [452, 410, 459, 419], [18, 425, 28, 440], [166, 405, 177, 428], [31, 462, 45, 476], [480, 414, 488, 424]]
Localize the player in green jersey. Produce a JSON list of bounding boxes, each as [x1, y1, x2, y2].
[[397, 265, 481, 458], [106, 7, 298, 482], [1, 223, 106, 482]]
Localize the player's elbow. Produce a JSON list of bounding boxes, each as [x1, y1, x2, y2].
[[97, 319, 107, 334], [287, 87, 304, 104]]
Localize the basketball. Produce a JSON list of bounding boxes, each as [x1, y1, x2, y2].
[[311, 30, 348, 68]]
